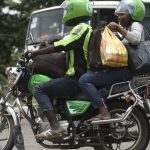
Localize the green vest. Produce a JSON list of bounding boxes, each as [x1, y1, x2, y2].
[[54, 23, 92, 76]]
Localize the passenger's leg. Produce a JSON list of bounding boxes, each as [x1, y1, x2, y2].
[[79, 71, 111, 120], [79, 67, 131, 121]]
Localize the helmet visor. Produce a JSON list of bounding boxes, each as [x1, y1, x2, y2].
[[60, 0, 68, 9]]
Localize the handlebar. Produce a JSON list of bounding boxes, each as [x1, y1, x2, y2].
[[27, 52, 32, 58], [16, 51, 32, 68], [24, 50, 33, 60]]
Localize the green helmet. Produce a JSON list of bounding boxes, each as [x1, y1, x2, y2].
[[63, 0, 92, 25], [115, 0, 145, 21]]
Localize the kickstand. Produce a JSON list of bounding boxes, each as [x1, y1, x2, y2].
[[14, 126, 25, 150]]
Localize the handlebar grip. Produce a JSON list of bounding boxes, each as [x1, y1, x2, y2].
[[28, 53, 32, 58]]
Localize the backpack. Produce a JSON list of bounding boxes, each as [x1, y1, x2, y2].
[[32, 52, 67, 78], [88, 27, 107, 70], [88, 26, 127, 70], [32, 36, 67, 78]]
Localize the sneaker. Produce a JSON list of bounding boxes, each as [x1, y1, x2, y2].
[[35, 127, 64, 141]]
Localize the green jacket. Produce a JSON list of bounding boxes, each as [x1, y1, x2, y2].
[[54, 23, 92, 77]]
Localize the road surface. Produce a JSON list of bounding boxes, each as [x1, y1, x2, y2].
[[12, 118, 150, 150], [12, 119, 95, 150]]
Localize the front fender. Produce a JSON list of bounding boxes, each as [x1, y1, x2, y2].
[[0, 101, 20, 127], [1, 103, 25, 149], [5, 105, 20, 126]]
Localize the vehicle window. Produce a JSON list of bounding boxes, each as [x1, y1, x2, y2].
[[64, 25, 73, 34], [26, 8, 63, 44], [91, 8, 118, 29]]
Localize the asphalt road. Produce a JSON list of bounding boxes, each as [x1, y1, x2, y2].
[[12, 119, 150, 150], [12, 119, 95, 150]]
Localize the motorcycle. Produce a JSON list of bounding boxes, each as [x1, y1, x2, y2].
[[0, 53, 150, 150]]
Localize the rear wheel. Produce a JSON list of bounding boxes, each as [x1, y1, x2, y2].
[[94, 145, 109, 150], [105, 101, 150, 150], [0, 114, 14, 150]]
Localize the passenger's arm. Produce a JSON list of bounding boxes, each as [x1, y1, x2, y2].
[[107, 22, 127, 37], [125, 22, 143, 45], [108, 22, 143, 45]]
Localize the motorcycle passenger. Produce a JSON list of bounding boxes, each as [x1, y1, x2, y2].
[[79, 0, 145, 122], [28, 0, 92, 140]]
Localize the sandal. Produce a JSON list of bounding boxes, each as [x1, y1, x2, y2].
[[87, 114, 111, 123], [35, 127, 64, 141]]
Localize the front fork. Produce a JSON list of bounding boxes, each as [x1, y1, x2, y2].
[[0, 100, 25, 150]]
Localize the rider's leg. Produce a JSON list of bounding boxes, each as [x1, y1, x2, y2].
[[44, 110, 60, 130], [33, 76, 80, 139]]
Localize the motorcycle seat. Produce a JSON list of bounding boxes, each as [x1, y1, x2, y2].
[[69, 91, 89, 100]]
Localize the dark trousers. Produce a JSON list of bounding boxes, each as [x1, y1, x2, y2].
[[33, 76, 80, 111], [79, 67, 132, 109]]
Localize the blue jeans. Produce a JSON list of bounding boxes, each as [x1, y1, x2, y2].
[[33, 76, 80, 111], [79, 67, 132, 109]]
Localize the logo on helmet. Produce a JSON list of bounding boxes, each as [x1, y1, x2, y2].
[[87, 3, 92, 13]]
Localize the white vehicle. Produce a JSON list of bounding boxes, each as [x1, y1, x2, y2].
[[1, 1, 150, 150], [25, 0, 150, 51]]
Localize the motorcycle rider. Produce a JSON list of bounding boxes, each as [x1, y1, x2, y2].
[[79, 0, 145, 122], [28, 0, 92, 140]]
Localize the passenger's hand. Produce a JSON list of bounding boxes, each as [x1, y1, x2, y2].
[[107, 22, 119, 30]]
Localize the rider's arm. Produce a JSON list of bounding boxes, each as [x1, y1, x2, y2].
[[31, 23, 90, 57], [31, 45, 56, 57], [54, 23, 89, 52]]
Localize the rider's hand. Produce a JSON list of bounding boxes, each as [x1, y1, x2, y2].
[[48, 34, 63, 45], [24, 50, 36, 59]]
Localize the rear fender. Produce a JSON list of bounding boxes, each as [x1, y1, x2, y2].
[[106, 98, 147, 117]]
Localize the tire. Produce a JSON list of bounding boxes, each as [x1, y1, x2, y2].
[[107, 101, 150, 150], [0, 114, 14, 150], [94, 145, 109, 150]]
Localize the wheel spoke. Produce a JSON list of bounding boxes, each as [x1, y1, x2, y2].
[[126, 117, 139, 141], [126, 132, 138, 141], [126, 116, 136, 127], [109, 109, 142, 150], [116, 141, 121, 150], [0, 119, 8, 131], [0, 138, 8, 141], [0, 115, 13, 150]]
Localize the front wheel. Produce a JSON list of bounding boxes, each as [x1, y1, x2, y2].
[[106, 101, 150, 150], [0, 114, 14, 150]]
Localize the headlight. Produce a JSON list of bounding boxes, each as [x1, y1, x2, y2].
[[6, 67, 18, 88]]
